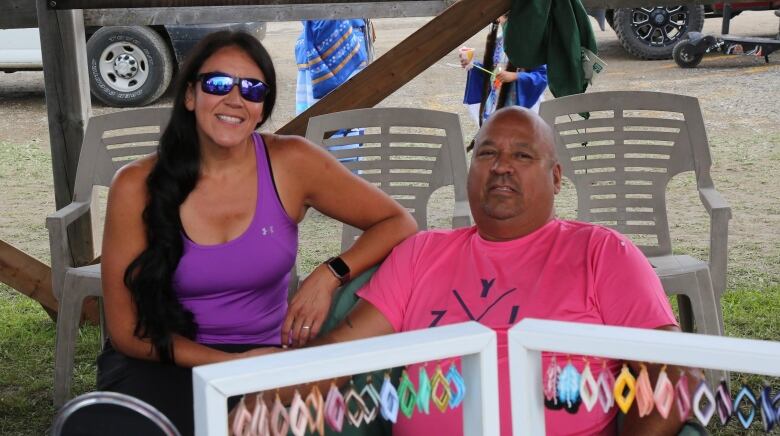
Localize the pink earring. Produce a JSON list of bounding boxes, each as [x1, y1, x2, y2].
[[579, 360, 599, 412], [270, 392, 290, 436], [653, 365, 675, 419], [249, 393, 270, 436], [675, 371, 692, 421], [635, 364, 655, 417], [543, 355, 562, 409], [692, 379, 716, 426], [232, 396, 252, 436], [288, 390, 309, 436], [714, 379, 733, 425], [597, 361, 616, 413], [324, 382, 345, 432]]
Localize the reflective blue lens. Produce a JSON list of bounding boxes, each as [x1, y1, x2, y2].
[[199, 72, 269, 103]]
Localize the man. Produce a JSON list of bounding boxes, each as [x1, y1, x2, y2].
[[292, 107, 690, 435]]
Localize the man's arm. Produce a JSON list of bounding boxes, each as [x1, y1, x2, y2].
[[620, 325, 704, 436]]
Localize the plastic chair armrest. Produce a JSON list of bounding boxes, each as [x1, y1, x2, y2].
[[698, 188, 731, 219], [46, 201, 91, 298]]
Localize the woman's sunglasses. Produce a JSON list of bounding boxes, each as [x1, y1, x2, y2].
[[196, 71, 270, 103]]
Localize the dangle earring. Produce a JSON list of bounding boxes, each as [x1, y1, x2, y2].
[[344, 380, 367, 427], [597, 360, 616, 413], [635, 364, 655, 417], [759, 384, 777, 432], [614, 364, 637, 414], [270, 391, 290, 436], [360, 375, 382, 424], [675, 371, 692, 421], [773, 391, 780, 427], [232, 396, 252, 436], [304, 385, 325, 436], [558, 357, 581, 414], [398, 369, 418, 418], [380, 372, 400, 423], [250, 393, 270, 436], [733, 385, 757, 429], [288, 390, 309, 436], [447, 363, 467, 409], [653, 365, 675, 420], [417, 366, 432, 414], [324, 382, 346, 432], [579, 359, 599, 412], [692, 378, 716, 427], [714, 379, 733, 426], [431, 364, 452, 413], [544, 355, 562, 410]]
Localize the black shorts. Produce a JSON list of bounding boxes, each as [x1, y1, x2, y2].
[[96, 342, 275, 436]]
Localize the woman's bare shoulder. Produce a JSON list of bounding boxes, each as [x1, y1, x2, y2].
[[109, 154, 157, 201]]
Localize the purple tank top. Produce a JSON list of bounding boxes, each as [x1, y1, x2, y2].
[[172, 133, 297, 345]]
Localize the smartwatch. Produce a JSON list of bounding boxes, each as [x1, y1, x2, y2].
[[325, 256, 351, 285]]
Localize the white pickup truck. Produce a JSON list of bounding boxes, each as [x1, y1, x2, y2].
[[0, 23, 265, 107]]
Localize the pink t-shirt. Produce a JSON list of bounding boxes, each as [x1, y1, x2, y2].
[[357, 219, 677, 436]]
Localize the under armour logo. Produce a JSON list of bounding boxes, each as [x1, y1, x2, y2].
[[261, 226, 275, 236]]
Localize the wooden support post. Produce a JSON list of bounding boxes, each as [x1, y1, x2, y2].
[[36, 1, 95, 267], [277, 0, 511, 136]]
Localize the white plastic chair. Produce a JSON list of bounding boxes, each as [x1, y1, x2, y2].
[[539, 91, 730, 340], [305, 107, 472, 251], [48, 108, 172, 407]]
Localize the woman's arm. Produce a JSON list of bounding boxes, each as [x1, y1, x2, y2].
[[267, 135, 417, 347], [101, 158, 266, 367]]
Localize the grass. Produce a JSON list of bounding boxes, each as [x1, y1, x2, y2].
[[1, 129, 779, 434]]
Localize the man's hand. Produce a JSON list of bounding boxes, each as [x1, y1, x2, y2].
[[496, 70, 518, 83], [282, 264, 341, 348]]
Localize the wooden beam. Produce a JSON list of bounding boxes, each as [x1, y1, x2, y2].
[[0, 240, 58, 320], [0, 0, 38, 29], [83, 1, 453, 26], [0, 240, 101, 324], [277, 0, 510, 136], [36, 1, 95, 267]]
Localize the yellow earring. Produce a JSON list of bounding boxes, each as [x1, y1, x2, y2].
[[613, 364, 637, 414]]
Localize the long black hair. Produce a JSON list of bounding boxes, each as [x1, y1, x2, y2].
[[123, 31, 277, 363]]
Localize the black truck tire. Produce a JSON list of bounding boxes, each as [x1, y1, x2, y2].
[[613, 5, 705, 60], [87, 26, 173, 107]]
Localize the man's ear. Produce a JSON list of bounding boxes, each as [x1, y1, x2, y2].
[[184, 83, 195, 111], [552, 162, 562, 195]]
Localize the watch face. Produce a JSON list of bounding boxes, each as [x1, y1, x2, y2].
[[328, 257, 350, 277]]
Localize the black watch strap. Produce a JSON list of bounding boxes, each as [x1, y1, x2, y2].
[[325, 256, 351, 285]]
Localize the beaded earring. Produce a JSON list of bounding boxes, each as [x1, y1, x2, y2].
[[544, 355, 562, 410], [324, 382, 346, 432], [270, 391, 290, 436], [597, 361, 616, 413], [773, 391, 780, 426], [304, 385, 325, 436], [614, 364, 636, 414], [692, 379, 716, 427], [431, 365, 452, 413], [759, 384, 776, 432], [635, 364, 655, 417], [733, 385, 757, 429], [558, 358, 581, 414], [447, 363, 467, 409], [579, 360, 599, 412], [398, 369, 418, 418], [250, 393, 270, 436], [344, 380, 367, 427], [360, 375, 382, 424], [380, 372, 400, 423], [288, 390, 309, 436], [675, 371, 692, 421], [714, 379, 733, 426], [232, 396, 252, 436], [653, 365, 675, 419], [417, 366, 432, 414]]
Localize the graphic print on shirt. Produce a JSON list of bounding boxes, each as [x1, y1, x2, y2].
[[428, 277, 519, 328]]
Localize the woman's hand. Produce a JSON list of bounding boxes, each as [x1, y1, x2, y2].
[[496, 70, 518, 83], [281, 264, 341, 348]]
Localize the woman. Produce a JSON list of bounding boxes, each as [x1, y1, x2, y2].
[[99, 31, 416, 435]]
